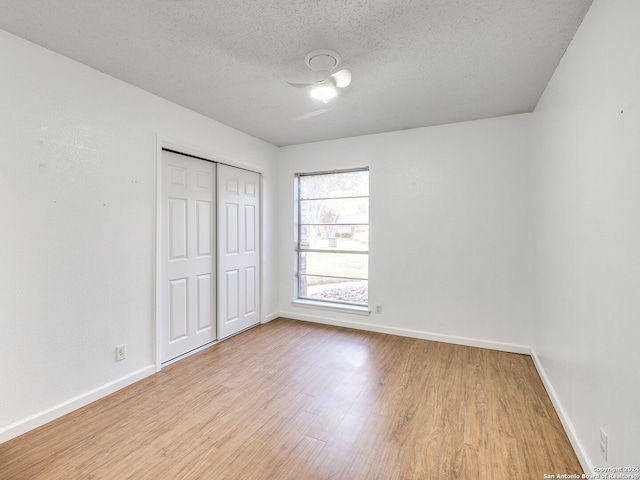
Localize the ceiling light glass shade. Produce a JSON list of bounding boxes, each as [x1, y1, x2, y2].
[[310, 84, 337, 103]]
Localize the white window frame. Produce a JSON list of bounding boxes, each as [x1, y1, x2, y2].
[[293, 168, 370, 314]]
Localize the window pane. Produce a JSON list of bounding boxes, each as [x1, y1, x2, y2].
[[296, 168, 369, 307], [300, 198, 368, 225], [299, 276, 368, 305], [300, 225, 368, 251], [299, 170, 369, 199], [299, 252, 368, 279]]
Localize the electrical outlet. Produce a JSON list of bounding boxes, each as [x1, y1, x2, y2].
[[116, 345, 126, 362], [375, 305, 382, 314], [599, 427, 608, 460]]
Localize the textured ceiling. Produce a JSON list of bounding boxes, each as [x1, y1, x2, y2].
[[0, 0, 593, 146]]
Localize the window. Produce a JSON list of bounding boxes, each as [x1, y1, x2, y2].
[[295, 168, 369, 307]]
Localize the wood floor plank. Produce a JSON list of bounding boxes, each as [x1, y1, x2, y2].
[[0, 318, 582, 479]]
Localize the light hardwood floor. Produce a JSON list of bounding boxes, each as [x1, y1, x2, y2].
[[0, 318, 582, 479]]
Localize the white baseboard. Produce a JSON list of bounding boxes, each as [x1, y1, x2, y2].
[[0, 365, 155, 445], [279, 311, 531, 355], [263, 311, 280, 323], [530, 350, 592, 474]]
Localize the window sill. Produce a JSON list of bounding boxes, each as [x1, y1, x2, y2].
[[291, 299, 370, 316]]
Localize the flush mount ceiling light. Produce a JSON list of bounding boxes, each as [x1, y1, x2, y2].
[[288, 49, 352, 103]]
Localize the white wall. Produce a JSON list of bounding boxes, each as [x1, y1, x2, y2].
[[532, 0, 640, 468], [0, 30, 278, 441], [278, 115, 534, 352]]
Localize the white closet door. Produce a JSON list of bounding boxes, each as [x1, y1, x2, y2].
[[161, 150, 216, 363], [218, 164, 260, 339]]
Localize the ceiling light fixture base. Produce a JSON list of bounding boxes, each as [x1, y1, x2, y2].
[[305, 49, 341, 71]]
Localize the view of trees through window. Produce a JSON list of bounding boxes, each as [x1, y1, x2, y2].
[[297, 168, 369, 306]]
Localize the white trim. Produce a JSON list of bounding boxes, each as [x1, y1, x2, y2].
[[0, 365, 155, 445], [530, 350, 593, 475], [279, 312, 531, 354], [263, 311, 280, 323], [155, 137, 163, 372], [291, 299, 370, 316]]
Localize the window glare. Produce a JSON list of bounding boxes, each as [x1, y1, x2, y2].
[[299, 170, 369, 199]]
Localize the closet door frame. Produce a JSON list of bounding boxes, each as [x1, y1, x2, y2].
[[154, 135, 264, 371]]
